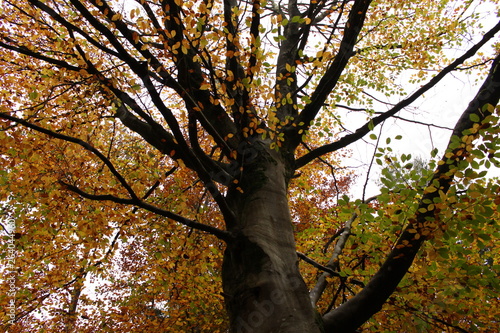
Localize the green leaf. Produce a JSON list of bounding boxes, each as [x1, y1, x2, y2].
[[28, 90, 39, 100], [437, 247, 449, 259], [469, 113, 480, 123], [368, 120, 375, 131]]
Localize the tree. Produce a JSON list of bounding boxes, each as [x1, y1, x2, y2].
[[0, 0, 499, 332]]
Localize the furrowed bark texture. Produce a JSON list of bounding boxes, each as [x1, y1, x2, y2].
[[222, 141, 321, 333]]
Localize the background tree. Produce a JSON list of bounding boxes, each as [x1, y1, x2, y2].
[[0, 0, 499, 332]]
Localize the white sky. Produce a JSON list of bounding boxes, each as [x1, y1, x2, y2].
[[344, 2, 500, 199], [348, 66, 499, 199]]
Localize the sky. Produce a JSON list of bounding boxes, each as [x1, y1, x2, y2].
[[347, 50, 499, 199], [341, 2, 500, 199]]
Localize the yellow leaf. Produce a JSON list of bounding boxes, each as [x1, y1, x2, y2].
[[424, 186, 437, 193], [111, 13, 122, 21]]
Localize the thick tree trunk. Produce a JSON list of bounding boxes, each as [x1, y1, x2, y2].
[[222, 141, 321, 333]]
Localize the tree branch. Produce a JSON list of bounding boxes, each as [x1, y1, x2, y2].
[[0, 111, 231, 240], [297, 251, 365, 287], [295, 20, 500, 169], [322, 50, 500, 333], [309, 195, 378, 306], [60, 181, 232, 241], [273, 0, 308, 122], [0, 112, 139, 201], [373, 112, 455, 131], [0, 37, 80, 72], [27, 0, 121, 58], [294, 0, 372, 131]]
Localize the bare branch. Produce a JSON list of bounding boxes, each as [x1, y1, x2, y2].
[[381, 114, 454, 131], [297, 251, 365, 287]]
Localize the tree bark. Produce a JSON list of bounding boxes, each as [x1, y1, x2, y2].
[[222, 140, 321, 333]]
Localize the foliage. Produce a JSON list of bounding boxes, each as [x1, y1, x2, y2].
[[0, 0, 499, 332]]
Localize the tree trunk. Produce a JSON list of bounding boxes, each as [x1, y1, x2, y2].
[[222, 140, 321, 333]]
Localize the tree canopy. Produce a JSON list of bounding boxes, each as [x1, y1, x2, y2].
[[0, 0, 499, 332]]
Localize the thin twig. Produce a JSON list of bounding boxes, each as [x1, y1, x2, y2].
[[297, 251, 365, 287]]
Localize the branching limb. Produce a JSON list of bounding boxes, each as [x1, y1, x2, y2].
[[331, 104, 453, 131], [0, 112, 139, 201], [266, 0, 285, 16], [322, 50, 500, 333], [313, 0, 349, 25], [63, 42, 185, 161], [0, 111, 232, 241], [74, 0, 230, 155], [135, 0, 239, 155], [223, 0, 250, 128], [295, 0, 349, 84], [0, 37, 80, 71], [295, 20, 500, 169], [60, 181, 231, 241], [246, 0, 261, 86], [297, 251, 364, 287], [113, 102, 181, 157], [381, 114, 454, 131], [294, 0, 372, 133], [274, 0, 304, 122], [27, 0, 121, 58], [309, 195, 378, 306]]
